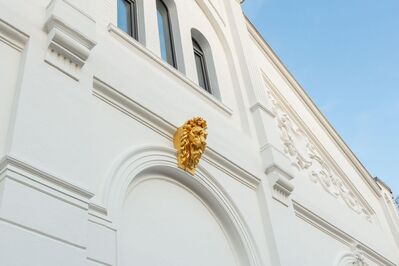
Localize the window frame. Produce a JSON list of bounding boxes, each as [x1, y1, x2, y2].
[[156, 0, 177, 68], [118, 0, 138, 40], [192, 38, 212, 94]]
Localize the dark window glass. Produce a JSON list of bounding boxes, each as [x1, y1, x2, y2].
[[192, 39, 211, 93], [156, 0, 176, 68], [117, 0, 137, 40]]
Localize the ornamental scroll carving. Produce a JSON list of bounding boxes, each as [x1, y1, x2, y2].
[[173, 117, 208, 175], [266, 88, 372, 220], [337, 248, 369, 266], [352, 249, 369, 266]]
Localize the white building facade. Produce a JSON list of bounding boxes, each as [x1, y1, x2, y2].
[[0, 0, 398, 265]]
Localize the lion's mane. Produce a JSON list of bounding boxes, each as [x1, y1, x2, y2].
[[176, 117, 207, 173]]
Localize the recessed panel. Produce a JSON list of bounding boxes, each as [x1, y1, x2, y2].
[[119, 178, 238, 266]]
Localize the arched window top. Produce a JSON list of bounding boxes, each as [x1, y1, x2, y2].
[[156, 0, 176, 68], [192, 38, 211, 93], [192, 39, 202, 52], [191, 29, 220, 98]]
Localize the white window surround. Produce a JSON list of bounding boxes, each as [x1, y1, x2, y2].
[[154, 0, 186, 73], [191, 28, 221, 99], [107, 24, 233, 116], [156, 0, 176, 68]]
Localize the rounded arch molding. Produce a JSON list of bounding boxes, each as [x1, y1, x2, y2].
[[100, 145, 262, 266]]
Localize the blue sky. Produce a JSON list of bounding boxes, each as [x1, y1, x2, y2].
[[243, 0, 399, 196]]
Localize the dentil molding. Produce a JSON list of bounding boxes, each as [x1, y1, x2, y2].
[[261, 143, 295, 206], [43, 0, 96, 80]]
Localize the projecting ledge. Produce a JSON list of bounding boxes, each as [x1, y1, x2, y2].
[[43, 0, 97, 80], [261, 143, 295, 206]]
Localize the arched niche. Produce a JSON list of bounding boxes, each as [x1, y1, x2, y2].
[[101, 146, 262, 266]]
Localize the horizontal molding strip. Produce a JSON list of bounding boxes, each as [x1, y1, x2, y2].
[[0, 156, 94, 203], [293, 201, 395, 266], [0, 217, 86, 250], [92, 77, 260, 190], [86, 257, 113, 266], [262, 72, 375, 218], [107, 24, 233, 116], [246, 19, 381, 198], [0, 18, 28, 52]]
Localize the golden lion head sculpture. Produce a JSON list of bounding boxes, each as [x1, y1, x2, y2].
[[173, 117, 208, 175]]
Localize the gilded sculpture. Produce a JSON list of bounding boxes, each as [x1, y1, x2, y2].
[[173, 117, 208, 175]]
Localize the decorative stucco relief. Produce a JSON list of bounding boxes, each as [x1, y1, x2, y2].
[[266, 87, 372, 220], [337, 248, 369, 266], [173, 117, 208, 175], [352, 249, 369, 266], [44, 0, 96, 80]]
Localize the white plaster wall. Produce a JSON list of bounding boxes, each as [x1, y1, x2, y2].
[[246, 19, 399, 265], [119, 177, 238, 266], [0, 36, 22, 158], [0, 0, 398, 266]]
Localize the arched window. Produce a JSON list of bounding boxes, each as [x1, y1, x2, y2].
[[156, 0, 176, 68], [191, 29, 219, 97], [117, 0, 138, 40], [192, 39, 211, 93]]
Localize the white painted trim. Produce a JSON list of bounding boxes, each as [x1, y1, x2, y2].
[[263, 73, 375, 218], [100, 145, 263, 266], [107, 24, 233, 116], [293, 201, 396, 266], [92, 77, 260, 190], [86, 257, 112, 266], [195, 0, 226, 27], [92, 77, 175, 139], [250, 102, 275, 118], [0, 156, 93, 204], [246, 19, 382, 198], [43, 0, 97, 80], [0, 19, 28, 52], [0, 217, 87, 250]]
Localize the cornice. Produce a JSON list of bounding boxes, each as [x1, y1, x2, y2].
[[245, 18, 382, 198], [92, 77, 260, 190], [375, 177, 392, 194], [293, 201, 396, 266], [44, 0, 97, 80], [0, 156, 94, 203], [108, 24, 233, 116], [0, 18, 28, 52], [262, 72, 375, 219]]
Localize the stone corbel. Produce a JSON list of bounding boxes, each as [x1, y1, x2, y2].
[[261, 143, 295, 206], [44, 0, 96, 80]]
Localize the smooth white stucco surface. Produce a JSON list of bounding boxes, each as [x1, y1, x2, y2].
[[0, 0, 398, 265]]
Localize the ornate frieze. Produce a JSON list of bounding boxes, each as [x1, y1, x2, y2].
[[266, 86, 372, 220], [173, 117, 208, 175]]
